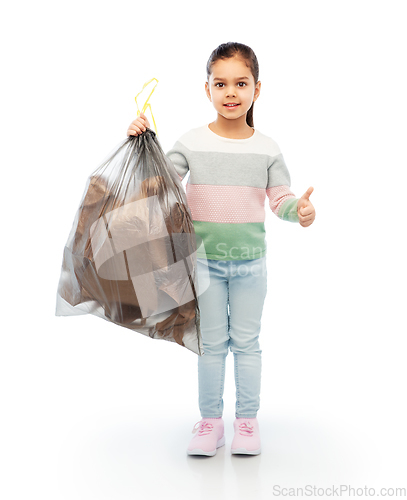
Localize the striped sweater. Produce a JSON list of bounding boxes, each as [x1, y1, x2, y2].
[[165, 124, 299, 261]]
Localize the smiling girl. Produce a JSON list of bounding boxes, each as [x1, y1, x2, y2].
[[127, 41, 316, 457]]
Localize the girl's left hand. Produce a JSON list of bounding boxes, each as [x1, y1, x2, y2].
[[297, 187, 316, 227]]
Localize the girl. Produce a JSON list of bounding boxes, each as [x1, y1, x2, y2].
[[127, 42, 316, 457]]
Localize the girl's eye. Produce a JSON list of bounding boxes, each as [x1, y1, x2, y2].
[[215, 82, 246, 88]]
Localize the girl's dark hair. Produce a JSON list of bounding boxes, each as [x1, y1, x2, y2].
[[206, 42, 259, 128]]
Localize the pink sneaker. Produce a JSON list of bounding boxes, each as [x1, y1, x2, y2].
[[231, 417, 261, 455], [187, 418, 225, 456]]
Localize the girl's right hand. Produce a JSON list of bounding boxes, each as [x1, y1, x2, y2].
[[127, 111, 151, 136]]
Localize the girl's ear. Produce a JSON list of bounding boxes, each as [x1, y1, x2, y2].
[[204, 81, 211, 101], [254, 80, 261, 102]]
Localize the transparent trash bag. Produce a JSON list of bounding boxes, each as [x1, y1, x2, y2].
[[55, 89, 204, 355]]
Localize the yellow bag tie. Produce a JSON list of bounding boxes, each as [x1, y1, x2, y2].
[[135, 77, 159, 136]]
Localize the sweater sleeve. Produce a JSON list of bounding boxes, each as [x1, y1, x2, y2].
[[266, 152, 299, 223], [165, 140, 190, 182]]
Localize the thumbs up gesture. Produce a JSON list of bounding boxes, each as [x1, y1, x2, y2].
[[297, 187, 316, 227]]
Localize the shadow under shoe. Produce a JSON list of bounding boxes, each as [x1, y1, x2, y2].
[[187, 418, 225, 456]]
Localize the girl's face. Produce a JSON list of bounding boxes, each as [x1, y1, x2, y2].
[[205, 56, 261, 123]]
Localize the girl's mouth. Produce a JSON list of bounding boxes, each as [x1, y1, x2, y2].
[[224, 104, 240, 109]]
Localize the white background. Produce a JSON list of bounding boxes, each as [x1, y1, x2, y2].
[[1, 1, 406, 499]]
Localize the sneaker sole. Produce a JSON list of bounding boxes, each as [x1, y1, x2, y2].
[[187, 435, 226, 456], [231, 447, 261, 455]]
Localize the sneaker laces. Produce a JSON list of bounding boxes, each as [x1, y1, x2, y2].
[[192, 420, 214, 435], [238, 421, 254, 437]]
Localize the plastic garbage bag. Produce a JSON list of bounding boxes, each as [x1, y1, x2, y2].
[[55, 79, 204, 355]]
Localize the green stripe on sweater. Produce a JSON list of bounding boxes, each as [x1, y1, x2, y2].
[[278, 198, 299, 222], [193, 221, 267, 260]]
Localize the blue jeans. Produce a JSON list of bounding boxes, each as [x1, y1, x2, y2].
[[196, 256, 268, 419]]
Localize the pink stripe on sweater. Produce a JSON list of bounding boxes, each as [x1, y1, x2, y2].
[[186, 184, 266, 223], [266, 185, 296, 215]]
